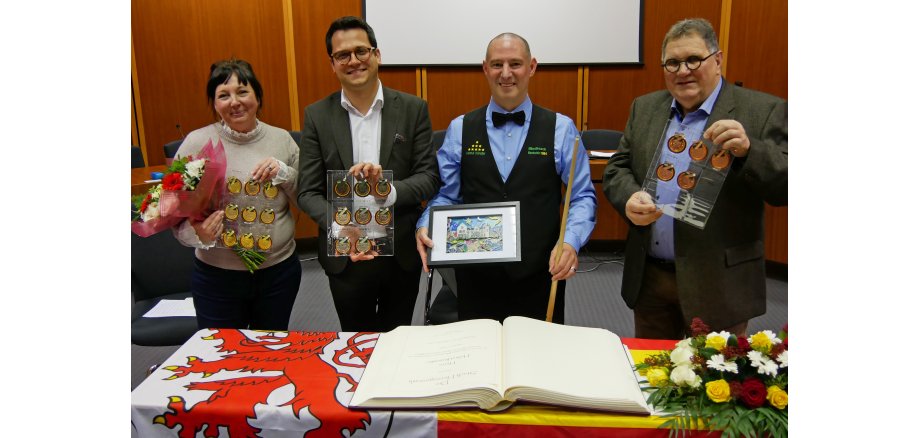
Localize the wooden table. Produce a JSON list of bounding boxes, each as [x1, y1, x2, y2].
[[131, 165, 167, 196]]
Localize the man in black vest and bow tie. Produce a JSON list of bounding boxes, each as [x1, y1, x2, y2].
[[416, 33, 596, 323]]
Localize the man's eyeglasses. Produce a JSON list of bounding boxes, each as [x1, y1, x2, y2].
[[330, 47, 376, 64], [661, 51, 719, 73]]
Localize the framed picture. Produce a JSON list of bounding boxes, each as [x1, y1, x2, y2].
[[427, 201, 521, 266]]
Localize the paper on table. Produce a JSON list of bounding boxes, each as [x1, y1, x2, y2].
[[143, 297, 196, 318], [588, 151, 615, 158]]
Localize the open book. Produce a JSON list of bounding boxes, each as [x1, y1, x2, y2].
[[350, 316, 651, 414]]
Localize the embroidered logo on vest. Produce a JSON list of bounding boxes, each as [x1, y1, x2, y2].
[[465, 140, 486, 156], [526, 146, 548, 156]]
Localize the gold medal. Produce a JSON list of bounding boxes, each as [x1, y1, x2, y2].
[[240, 232, 254, 249], [334, 206, 351, 225], [244, 179, 261, 196], [221, 229, 237, 247], [334, 236, 351, 255], [241, 206, 257, 223], [677, 171, 697, 190], [354, 179, 371, 197], [688, 140, 708, 161], [224, 203, 239, 221], [260, 208, 275, 224], [374, 178, 391, 197], [374, 207, 392, 226], [667, 133, 687, 153], [354, 207, 372, 225], [656, 163, 675, 181], [257, 234, 272, 251], [227, 176, 242, 194], [711, 149, 731, 170], [263, 181, 278, 199], [355, 236, 372, 254], [333, 177, 351, 197]]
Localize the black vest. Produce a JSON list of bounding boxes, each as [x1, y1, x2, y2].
[[460, 105, 561, 278]]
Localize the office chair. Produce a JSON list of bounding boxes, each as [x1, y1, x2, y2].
[[289, 130, 301, 145], [131, 231, 199, 346], [432, 130, 447, 149], [163, 139, 183, 159], [580, 129, 623, 150], [131, 146, 145, 168]]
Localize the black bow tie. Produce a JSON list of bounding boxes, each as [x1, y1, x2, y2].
[[492, 111, 525, 127]]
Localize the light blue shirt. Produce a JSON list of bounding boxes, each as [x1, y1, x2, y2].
[[649, 78, 723, 260], [418, 96, 597, 251]]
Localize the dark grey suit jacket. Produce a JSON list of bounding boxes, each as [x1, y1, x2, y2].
[[602, 81, 787, 329], [297, 87, 440, 274]]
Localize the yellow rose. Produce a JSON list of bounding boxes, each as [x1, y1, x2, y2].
[[767, 385, 788, 409], [705, 379, 731, 403], [750, 331, 776, 353], [646, 367, 670, 387], [705, 335, 727, 350]]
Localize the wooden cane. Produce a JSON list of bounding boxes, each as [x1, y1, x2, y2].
[[546, 136, 581, 322]]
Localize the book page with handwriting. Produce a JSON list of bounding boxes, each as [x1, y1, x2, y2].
[[352, 319, 503, 403]]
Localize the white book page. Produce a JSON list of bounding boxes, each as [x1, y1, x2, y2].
[[142, 297, 196, 318], [352, 319, 503, 404], [501, 316, 645, 404]]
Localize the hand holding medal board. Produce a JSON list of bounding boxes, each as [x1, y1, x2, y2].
[[326, 170, 395, 257]]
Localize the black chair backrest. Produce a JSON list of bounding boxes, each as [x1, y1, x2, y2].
[[433, 130, 447, 149], [131, 231, 196, 302], [131, 146, 145, 168], [163, 140, 183, 159], [289, 130, 301, 145], [581, 129, 623, 150]]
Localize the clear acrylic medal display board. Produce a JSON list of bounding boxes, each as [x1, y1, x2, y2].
[[641, 118, 734, 229], [217, 171, 278, 253], [326, 170, 395, 257]]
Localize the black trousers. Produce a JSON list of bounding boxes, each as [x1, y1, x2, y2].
[[327, 257, 421, 332], [191, 253, 302, 331], [455, 265, 565, 324]]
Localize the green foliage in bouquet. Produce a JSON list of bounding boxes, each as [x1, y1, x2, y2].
[[636, 318, 788, 438]]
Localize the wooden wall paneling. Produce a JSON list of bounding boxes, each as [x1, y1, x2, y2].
[[725, 0, 788, 98], [764, 206, 787, 264], [131, 85, 140, 150], [132, 0, 293, 166], [379, 67, 419, 96], [527, 66, 580, 122], [291, 0, 362, 123], [426, 67, 490, 130], [585, 0, 723, 131]]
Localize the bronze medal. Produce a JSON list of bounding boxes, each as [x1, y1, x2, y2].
[[263, 181, 278, 199], [354, 207, 372, 225], [354, 179, 371, 197], [688, 140, 708, 161], [224, 203, 239, 221], [374, 207, 392, 226], [667, 133, 687, 153], [241, 206, 257, 223], [334, 207, 351, 225], [227, 176, 242, 194], [240, 232, 254, 249], [355, 236, 372, 254], [374, 178, 391, 197], [656, 163, 675, 181], [333, 177, 351, 197], [221, 229, 237, 247], [260, 208, 275, 224], [245, 179, 261, 196], [257, 234, 272, 251], [677, 171, 697, 190], [710, 149, 731, 170], [334, 237, 351, 255]]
